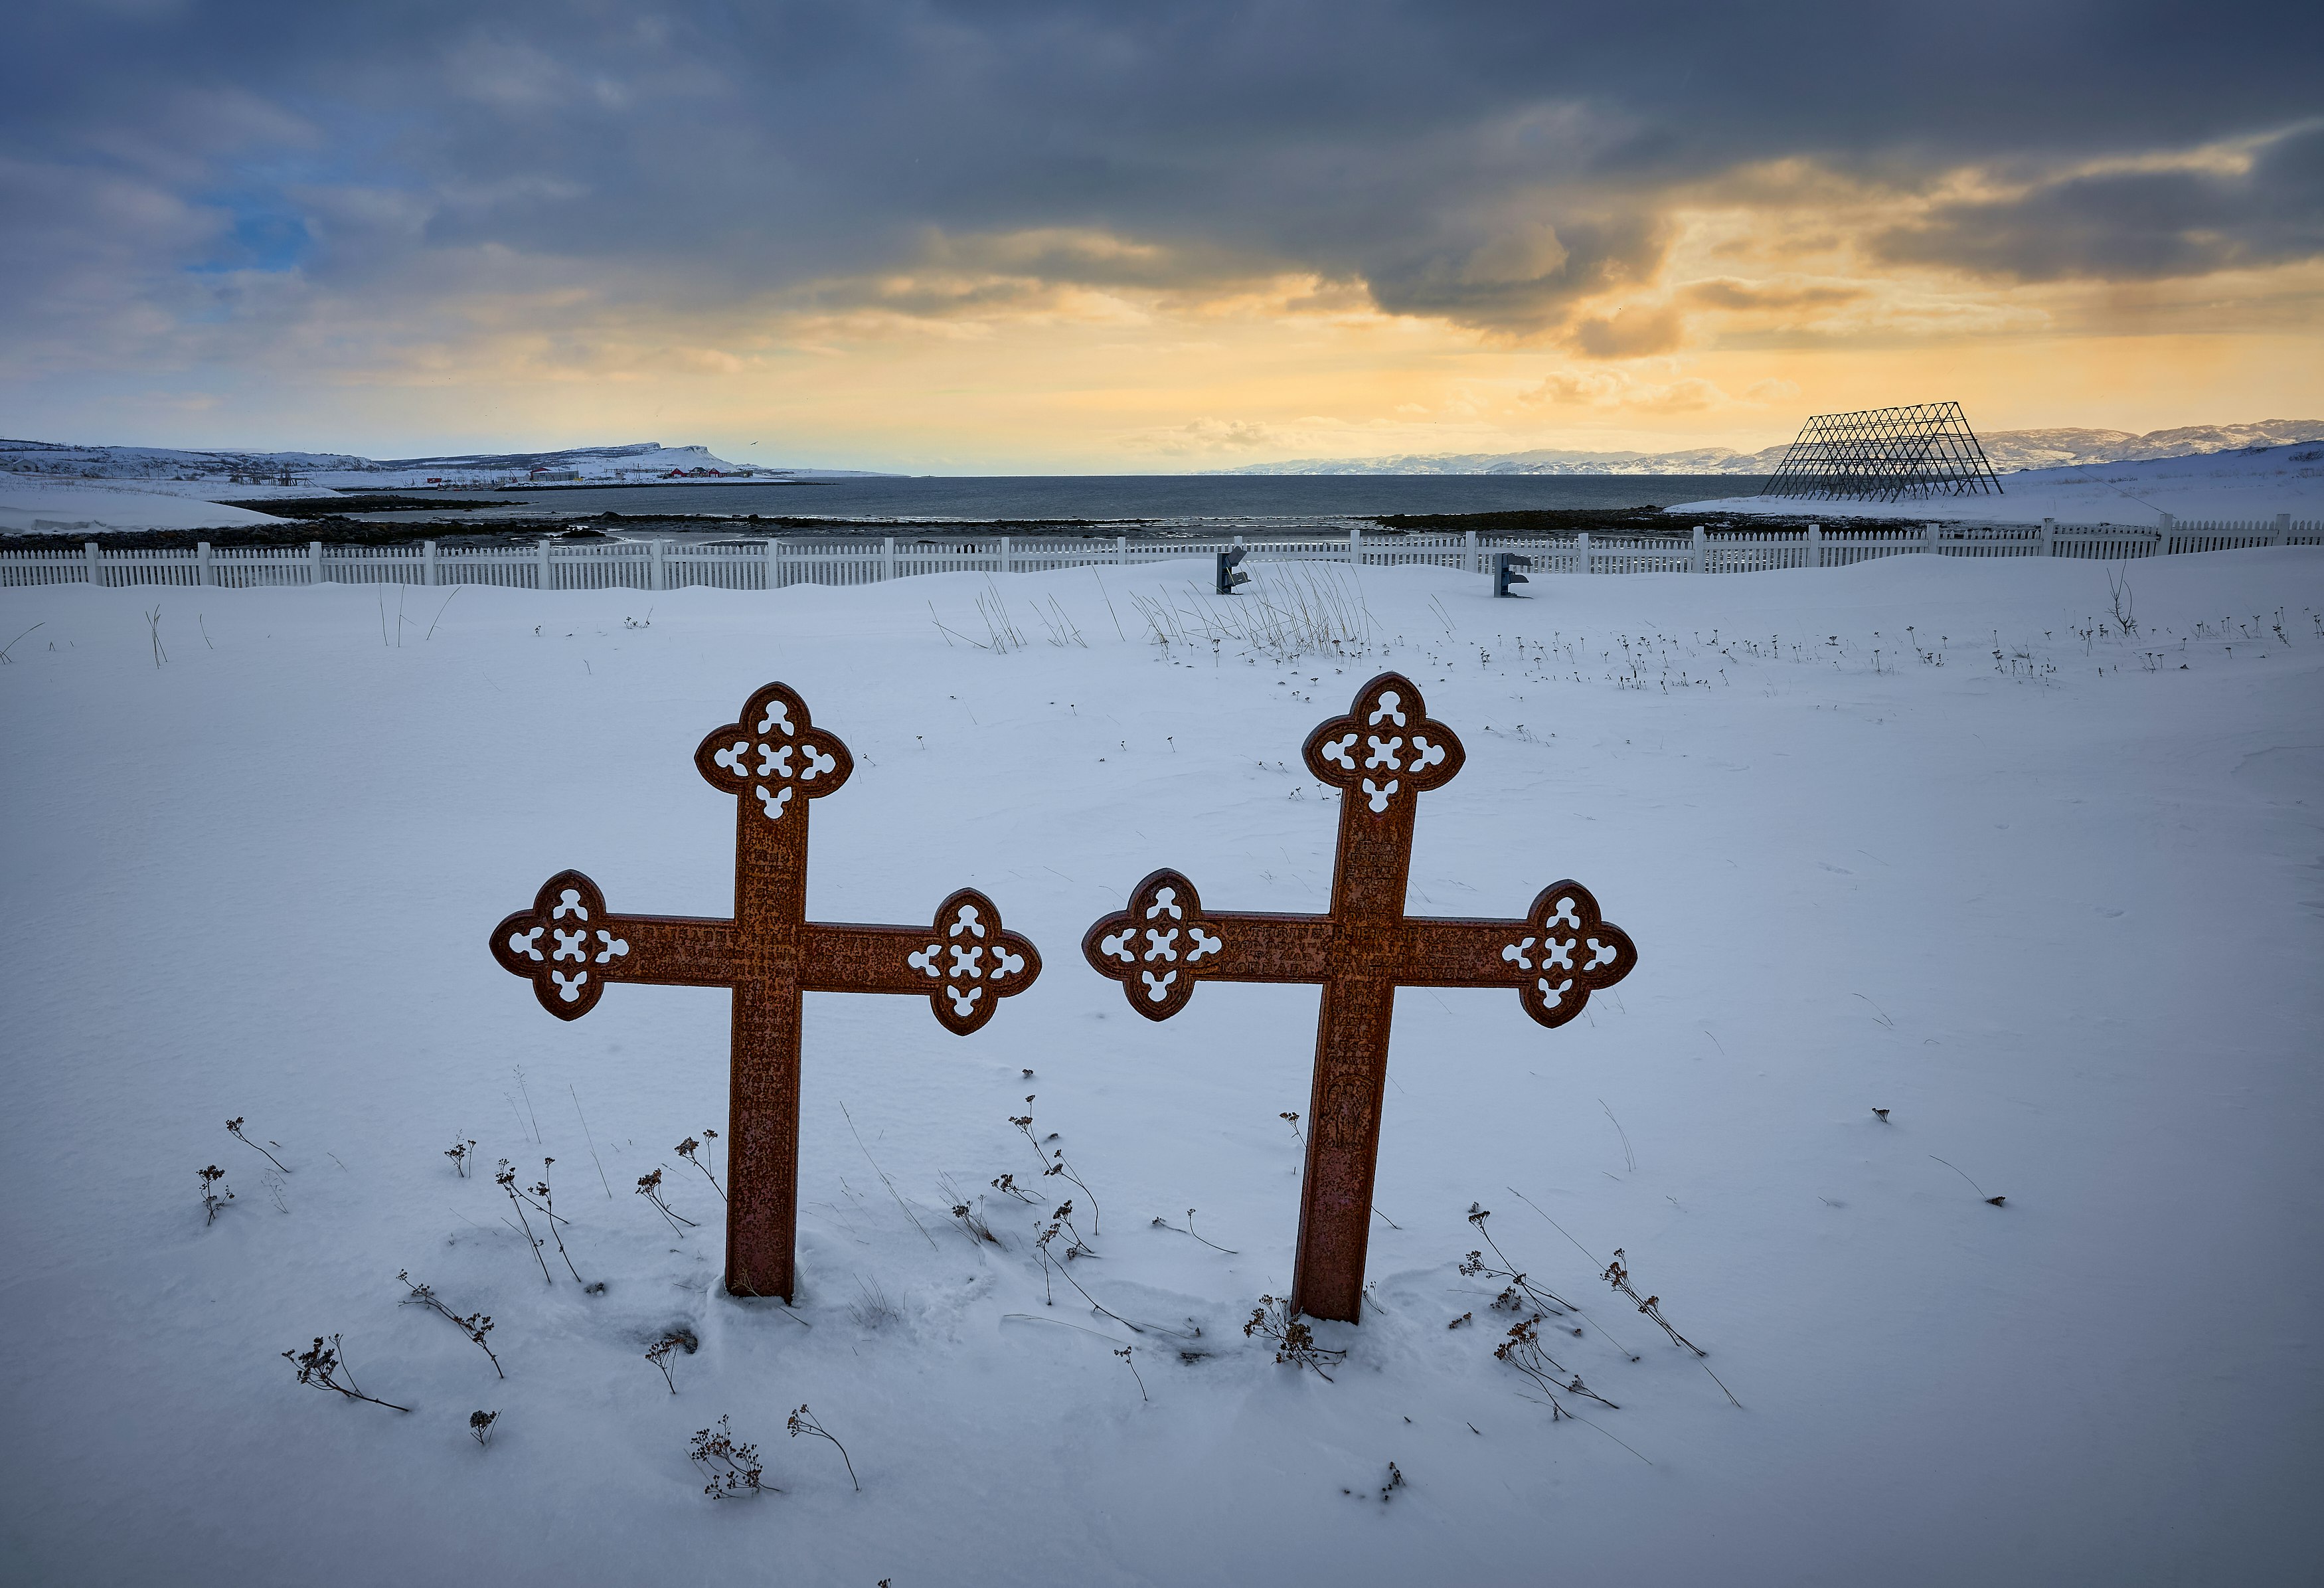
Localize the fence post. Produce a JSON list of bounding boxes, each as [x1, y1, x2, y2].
[[1924, 521, 1939, 557], [1464, 529, 1479, 574], [1691, 525, 1705, 573], [2039, 519, 2054, 558], [2274, 512, 2289, 545], [1577, 531, 1590, 574], [538, 539, 552, 591], [997, 535, 1011, 576], [1805, 523, 1821, 569], [197, 541, 212, 586], [1349, 526, 1363, 567], [310, 540, 325, 584], [882, 535, 895, 582], [422, 541, 437, 586], [649, 538, 666, 592], [1116, 534, 1127, 565], [86, 541, 102, 586], [766, 539, 781, 590]]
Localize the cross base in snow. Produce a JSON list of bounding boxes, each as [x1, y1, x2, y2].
[[1082, 671, 1635, 1323], [491, 682, 1040, 1300]]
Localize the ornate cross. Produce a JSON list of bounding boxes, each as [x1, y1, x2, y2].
[[1081, 671, 1635, 1323], [490, 681, 1041, 1300]]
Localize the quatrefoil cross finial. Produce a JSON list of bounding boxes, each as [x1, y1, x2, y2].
[[1303, 673, 1464, 817], [695, 681, 855, 820], [905, 888, 1042, 1036], [491, 871, 636, 1019]]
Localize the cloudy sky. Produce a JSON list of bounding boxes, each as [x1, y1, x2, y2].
[[6, 1, 2321, 470]]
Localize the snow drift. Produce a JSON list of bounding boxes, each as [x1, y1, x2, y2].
[[1, 552, 2318, 1585]]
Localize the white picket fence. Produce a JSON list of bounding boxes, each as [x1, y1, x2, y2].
[[1, 515, 2315, 592]]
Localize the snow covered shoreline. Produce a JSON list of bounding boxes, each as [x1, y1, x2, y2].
[[2, 553, 2319, 1585], [1669, 440, 2324, 525]]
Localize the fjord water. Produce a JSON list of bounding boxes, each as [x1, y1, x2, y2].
[[468, 473, 1759, 525]]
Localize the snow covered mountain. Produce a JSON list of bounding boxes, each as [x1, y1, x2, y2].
[[0, 438, 878, 493], [1214, 420, 2324, 476]]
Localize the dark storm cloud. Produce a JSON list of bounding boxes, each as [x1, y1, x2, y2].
[[5, 0, 2321, 357], [1876, 124, 2324, 281]]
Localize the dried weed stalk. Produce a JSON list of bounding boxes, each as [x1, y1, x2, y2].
[[283, 1334, 409, 1412], [1115, 1345, 1148, 1402], [645, 1331, 692, 1394], [496, 1160, 554, 1282], [1011, 1112, 1101, 1234], [398, 1271, 504, 1378], [1462, 1207, 1578, 1315], [635, 1166, 699, 1235], [788, 1403, 859, 1490], [1493, 1315, 1619, 1417], [1244, 1294, 1346, 1381], [199, 1164, 234, 1223], [227, 1116, 291, 1174], [1151, 1207, 1238, 1255], [690, 1415, 768, 1498], [517, 1160, 587, 1283], [989, 1170, 1038, 1203], [677, 1131, 725, 1201], [1602, 1248, 1741, 1408]]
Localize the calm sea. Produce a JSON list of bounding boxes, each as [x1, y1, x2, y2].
[[372, 474, 1760, 530]]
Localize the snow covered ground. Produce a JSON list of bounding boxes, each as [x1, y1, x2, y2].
[[0, 474, 297, 533], [1672, 440, 2324, 525], [1, 552, 2319, 1585]]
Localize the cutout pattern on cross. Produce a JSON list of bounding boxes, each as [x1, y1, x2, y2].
[[1081, 671, 1636, 1324], [491, 682, 1042, 1300]]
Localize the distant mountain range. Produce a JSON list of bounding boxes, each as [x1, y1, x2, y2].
[[1211, 420, 2324, 477], [0, 438, 878, 491]]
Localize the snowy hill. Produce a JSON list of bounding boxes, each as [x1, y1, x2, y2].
[[0, 438, 880, 496], [1, 549, 2318, 1583], [1213, 419, 2324, 476], [0, 438, 887, 532], [0, 476, 300, 534], [1669, 438, 2324, 524]]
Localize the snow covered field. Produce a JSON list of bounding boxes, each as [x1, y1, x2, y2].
[[1673, 439, 2324, 525], [2, 553, 2319, 1585], [0, 474, 297, 533]]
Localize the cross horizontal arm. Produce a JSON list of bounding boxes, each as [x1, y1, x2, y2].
[[577, 915, 739, 984], [1082, 868, 1336, 1020], [1398, 881, 1637, 1029], [797, 924, 953, 994], [1397, 918, 1554, 986], [491, 870, 742, 1020], [1127, 911, 1335, 984], [800, 888, 1042, 1035]]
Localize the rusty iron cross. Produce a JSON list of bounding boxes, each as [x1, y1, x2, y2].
[[1081, 671, 1635, 1324], [490, 681, 1041, 1300]]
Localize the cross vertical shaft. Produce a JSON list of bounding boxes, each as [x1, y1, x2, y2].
[[1295, 752, 1419, 1320], [727, 762, 807, 1298]]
